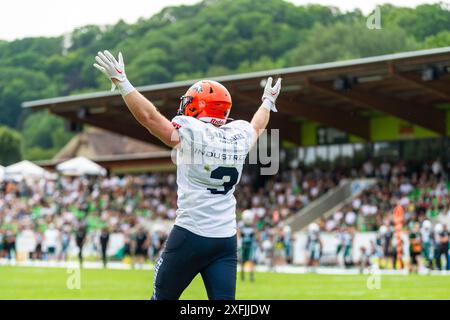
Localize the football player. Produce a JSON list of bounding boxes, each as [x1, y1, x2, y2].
[[238, 209, 257, 282], [376, 224, 393, 269], [408, 222, 422, 273], [421, 220, 434, 269], [343, 226, 355, 268], [282, 225, 294, 264], [305, 223, 322, 268], [94, 50, 281, 300], [434, 223, 449, 270]]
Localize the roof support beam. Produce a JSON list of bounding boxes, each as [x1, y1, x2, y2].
[[57, 112, 170, 148], [233, 91, 370, 140], [307, 80, 447, 135], [277, 97, 371, 141], [267, 114, 302, 146], [388, 65, 450, 101], [235, 108, 302, 145]]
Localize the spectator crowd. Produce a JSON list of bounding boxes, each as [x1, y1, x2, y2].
[[318, 158, 450, 271], [1, 157, 449, 272], [0, 166, 337, 267]]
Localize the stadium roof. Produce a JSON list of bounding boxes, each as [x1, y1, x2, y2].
[[53, 127, 166, 160], [36, 151, 174, 173], [23, 47, 450, 147], [36, 127, 174, 173]]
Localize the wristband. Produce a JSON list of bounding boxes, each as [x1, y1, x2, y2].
[[116, 79, 135, 97], [261, 98, 278, 112]]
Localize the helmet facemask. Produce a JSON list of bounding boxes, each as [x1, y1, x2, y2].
[[177, 95, 194, 116]]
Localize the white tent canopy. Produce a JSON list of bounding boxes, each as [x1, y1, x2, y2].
[[0, 165, 4, 181], [56, 156, 106, 176], [4, 160, 47, 180]]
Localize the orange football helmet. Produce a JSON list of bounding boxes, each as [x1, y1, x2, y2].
[[177, 80, 232, 126]]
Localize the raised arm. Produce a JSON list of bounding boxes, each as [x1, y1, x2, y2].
[[250, 77, 282, 143], [115, 87, 179, 147], [94, 50, 179, 148]]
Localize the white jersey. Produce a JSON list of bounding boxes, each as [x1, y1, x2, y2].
[[43, 228, 59, 248], [171, 115, 254, 238]]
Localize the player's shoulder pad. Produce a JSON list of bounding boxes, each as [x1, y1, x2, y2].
[[171, 115, 200, 129], [225, 119, 255, 141], [225, 119, 252, 129]]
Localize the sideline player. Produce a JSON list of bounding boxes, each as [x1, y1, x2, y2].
[[94, 50, 282, 300], [342, 226, 354, 268], [133, 226, 149, 269], [376, 224, 393, 269], [408, 222, 422, 273], [282, 225, 294, 264], [421, 220, 434, 269], [305, 223, 322, 268], [238, 209, 257, 282]]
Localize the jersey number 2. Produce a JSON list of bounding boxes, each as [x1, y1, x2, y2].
[[207, 167, 239, 195]]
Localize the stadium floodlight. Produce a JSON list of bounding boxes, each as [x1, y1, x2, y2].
[[333, 76, 357, 90], [89, 107, 107, 114], [357, 75, 384, 83], [77, 108, 88, 119], [421, 65, 448, 81], [282, 84, 303, 92], [422, 66, 437, 81], [260, 78, 268, 88]]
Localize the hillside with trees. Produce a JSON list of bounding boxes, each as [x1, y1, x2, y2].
[[0, 0, 449, 163]]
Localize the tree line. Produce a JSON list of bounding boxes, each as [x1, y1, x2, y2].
[[0, 0, 449, 164]]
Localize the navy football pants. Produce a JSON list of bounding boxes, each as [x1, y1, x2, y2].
[[152, 225, 237, 300]]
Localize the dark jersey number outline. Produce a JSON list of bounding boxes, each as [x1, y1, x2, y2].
[[207, 167, 239, 195]]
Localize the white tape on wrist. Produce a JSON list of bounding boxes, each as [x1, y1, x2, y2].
[[261, 98, 278, 112], [117, 79, 135, 97]]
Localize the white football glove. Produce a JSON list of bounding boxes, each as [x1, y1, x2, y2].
[[261, 77, 282, 112], [94, 50, 134, 96]]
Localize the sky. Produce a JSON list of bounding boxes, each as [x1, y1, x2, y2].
[[0, 0, 445, 41]]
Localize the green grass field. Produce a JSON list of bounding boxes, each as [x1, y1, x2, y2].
[[0, 266, 449, 299]]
